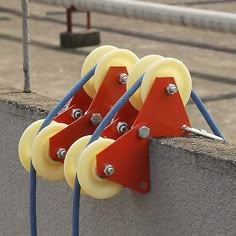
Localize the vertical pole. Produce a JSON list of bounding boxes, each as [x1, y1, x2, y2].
[[87, 12, 91, 30], [66, 7, 72, 33], [21, 0, 31, 93]]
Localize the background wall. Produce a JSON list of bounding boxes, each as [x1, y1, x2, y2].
[[0, 85, 235, 235]]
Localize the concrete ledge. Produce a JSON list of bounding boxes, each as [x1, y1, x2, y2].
[[154, 136, 236, 164], [60, 30, 101, 48], [0, 85, 235, 235], [79, 137, 236, 235], [0, 85, 56, 118]]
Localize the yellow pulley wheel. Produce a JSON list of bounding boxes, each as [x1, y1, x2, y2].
[[77, 139, 123, 199], [141, 58, 192, 106], [81, 45, 118, 99], [31, 123, 68, 181], [64, 135, 94, 191], [18, 119, 55, 172], [127, 55, 164, 111], [93, 49, 139, 93]]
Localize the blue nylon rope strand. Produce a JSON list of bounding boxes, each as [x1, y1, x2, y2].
[[69, 75, 224, 236], [190, 89, 224, 139], [39, 66, 96, 131], [29, 65, 224, 236], [72, 177, 81, 236], [29, 66, 96, 236], [72, 74, 144, 236], [30, 162, 37, 236]]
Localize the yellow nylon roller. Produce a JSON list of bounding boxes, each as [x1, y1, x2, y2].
[[31, 123, 68, 181], [141, 58, 192, 106], [127, 55, 164, 110], [18, 119, 55, 172], [64, 135, 97, 192], [77, 138, 123, 199], [81, 45, 118, 99], [93, 48, 139, 93]]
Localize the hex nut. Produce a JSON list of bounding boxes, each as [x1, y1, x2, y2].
[[71, 108, 83, 119], [56, 148, 67, 159], [90, 113, 102, 126], [138, 126, 150, 138], [166, 83, 178, 95], [116, 122, 129, 134], [119, 73, 128, 84], [103, 164, 115, 176]]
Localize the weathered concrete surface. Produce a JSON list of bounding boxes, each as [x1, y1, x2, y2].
[[1, 85, 236, 235], [0, 85, 73, 235], [79, 137, 236, 236]]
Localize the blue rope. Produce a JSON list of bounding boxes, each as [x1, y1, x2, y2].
[[190, 90, 224, 139], [29, 162, 37, 236], [67, 76, 225, 236], [71, 78, 224, 236], [29, 66, 96, 236], [88, 84, 224, 144], [72, 177, 81, 236], [72, 74, 144, 236], [39, 66, 96, 130], [29, 66, 224, 236]]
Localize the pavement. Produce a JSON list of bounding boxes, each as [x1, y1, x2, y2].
[[0, 0, 236, 143]]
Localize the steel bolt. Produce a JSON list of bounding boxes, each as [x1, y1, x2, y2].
[[71, 108, 83, 119], [119, 73, 128, 84], [116, 121, 129, 134], [138, 126, 150, 138], [181, 124, 187, 132], [166, 83, 178, 95], [56, 148, 67, 159], [103, 164, 115, 176], [90, 113, 102, 126]]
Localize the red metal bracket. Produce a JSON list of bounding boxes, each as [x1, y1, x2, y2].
[[49, 67, 128, 162], [97, 122, 150, 193], [97, 77, 191, 193], [53, 88, 92, 124], [101, 101, 138, 140], [133, 77, 191, 136]]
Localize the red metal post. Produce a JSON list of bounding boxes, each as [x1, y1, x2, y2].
[[87, 12, 91, 30], [66, 7, 72, 33]]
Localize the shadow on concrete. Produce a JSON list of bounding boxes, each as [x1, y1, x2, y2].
[[0, 33, 90, 56], [189, 91, 236, 104], [0, 16, 11, 21], [192, 72, 236, 85], [0, 31, 236, 88], [1, 6, 236, 55]]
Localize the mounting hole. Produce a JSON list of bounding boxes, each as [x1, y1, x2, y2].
[[140, 181, 147, 190]]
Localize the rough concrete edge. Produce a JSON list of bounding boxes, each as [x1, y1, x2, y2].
[[0, 85, 56, 118], [150, 137, 236, 170], [1, 85, 236, 168]]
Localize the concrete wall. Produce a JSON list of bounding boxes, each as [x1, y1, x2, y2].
[[1, 85, 236, 235]]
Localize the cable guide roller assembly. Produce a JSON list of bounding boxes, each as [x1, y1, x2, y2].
[[18, 45, 224, 235]]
